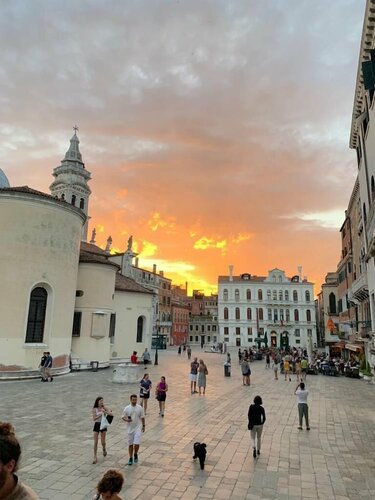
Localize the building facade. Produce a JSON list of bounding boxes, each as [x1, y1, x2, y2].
[[218, 266, 317, 351], [187, 291, 218, 346], [0, 131, 155, 378]]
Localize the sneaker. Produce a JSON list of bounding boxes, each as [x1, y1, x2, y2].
[[134, 454, 138, 463], [253, 448, 256, 458], [128, 458, 133, 466], [306, 427, 310, 431], [298, 426, 302, 430], [161, 413, 164, 417]]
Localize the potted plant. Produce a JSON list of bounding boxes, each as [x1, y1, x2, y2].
[[359, 356, 366, 377], [363, 362, 374, 382]]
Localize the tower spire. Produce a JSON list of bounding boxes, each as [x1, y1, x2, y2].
[[50, 127, 92, 242]]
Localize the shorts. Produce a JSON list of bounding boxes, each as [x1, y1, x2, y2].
[[157, 393, 166, 402], [93, 422, 107, 433], [140, 392, 150, 399], [190, 374, 197, 382], [128, 429, 142, 446]]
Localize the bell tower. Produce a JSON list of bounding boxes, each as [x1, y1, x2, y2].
[[50, 127, 91, 241]]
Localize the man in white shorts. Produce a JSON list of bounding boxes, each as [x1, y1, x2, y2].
[[122, 394, 145, 465], [190, 357, 199, 394]]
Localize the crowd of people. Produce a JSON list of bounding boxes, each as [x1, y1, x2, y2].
[[6, 344, 318, 498]]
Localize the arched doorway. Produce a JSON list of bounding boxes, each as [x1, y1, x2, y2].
[[270, 330, 277, 347], [280, 331, 289, 349]]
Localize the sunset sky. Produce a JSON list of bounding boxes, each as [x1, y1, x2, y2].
[[0, 0, 366, 295]]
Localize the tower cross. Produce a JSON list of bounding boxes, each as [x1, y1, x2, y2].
[[73, 125, 79, 133]]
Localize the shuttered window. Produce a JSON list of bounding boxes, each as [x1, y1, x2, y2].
[[25, 287, 47, 343]]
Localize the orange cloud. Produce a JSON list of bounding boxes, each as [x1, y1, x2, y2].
[[232, 232, 253, 244], [193, 237, 227, 252], [139, 240, 158, 258], [147, 212, 176, 232]]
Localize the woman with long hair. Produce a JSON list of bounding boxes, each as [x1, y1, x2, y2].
[[0, 421, 37, 498], [155, 376, 168, 417], [92, 396, 113, 464], [197, 359, 208, 395]]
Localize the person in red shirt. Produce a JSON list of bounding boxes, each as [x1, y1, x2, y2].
[[130, 351, 138, 364]]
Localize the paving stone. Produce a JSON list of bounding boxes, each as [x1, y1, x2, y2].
[[3, 349, 375, 499]]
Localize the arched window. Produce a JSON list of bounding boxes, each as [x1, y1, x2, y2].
[[305, 290, 310, 302], [246, 289, 251, 300], [235, 307, 240, 320], [71, 194, 76, 206], [223, 289, 228, 301], [235, 289, 240, 301], [286, 309, 290, 322], [329, 292, 336, 314], [272, 290, 277, 300], [258, 308, 263, 320], [247, 308, 252, 320], [279, 290, 283, 300], [258, 289, 263, 300], [267, 289, 271, 300], [293, 290, 298, 302], [25, 287, 48, 343], [80, 198, 85, 209], [61, 193, 65, 200], [306, 309, 311, 322], [294, 309, 299, 322], [363, 203, 367, 224], [285, 290, 289, 301], [136, 316, 144, 342], [162, 312, 166, 321], [224, 307, 229, 320]]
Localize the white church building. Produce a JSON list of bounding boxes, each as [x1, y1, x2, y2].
[[0, 130, 154, 379]]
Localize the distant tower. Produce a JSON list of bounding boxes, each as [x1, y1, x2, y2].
[[50, 127, 91, 241]]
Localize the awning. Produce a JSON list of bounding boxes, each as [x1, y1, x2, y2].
[[332, 341, 346, 350], [345, 343, 363, 352]]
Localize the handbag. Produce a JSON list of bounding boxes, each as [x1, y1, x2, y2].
[[106, 414, 114, 424], [100, 414, 109, 431]]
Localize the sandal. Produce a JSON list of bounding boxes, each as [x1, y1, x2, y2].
[[103, 447, 107, 457], [92, 457, 97, 464]]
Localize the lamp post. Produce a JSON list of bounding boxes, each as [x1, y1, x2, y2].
[[154, 318, 160, 366]]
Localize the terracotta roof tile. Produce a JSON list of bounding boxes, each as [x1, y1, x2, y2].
[[80, 241, 108, 255], [79, 251, 120, 269], [0, 186, 69, 204], [115, 273, 154, 294]]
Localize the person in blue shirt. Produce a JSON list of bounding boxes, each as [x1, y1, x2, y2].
[[139, 373, 152, 415]]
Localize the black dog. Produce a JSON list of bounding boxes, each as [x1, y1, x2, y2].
[[193, 442, 207, 470]]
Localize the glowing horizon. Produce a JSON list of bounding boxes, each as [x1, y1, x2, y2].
[[0, 0, 365, 297]]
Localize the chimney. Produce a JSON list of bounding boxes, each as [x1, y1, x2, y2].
[[298, 266, 302, 281], [153, 264, 157, 274], [185, 281, 188, 292], [160, 270, 164, 277], [135, 257, 139, 268], [229, 265, 234, 282]]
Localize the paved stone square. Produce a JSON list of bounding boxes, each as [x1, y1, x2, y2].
[[2, 349, 375, 499]]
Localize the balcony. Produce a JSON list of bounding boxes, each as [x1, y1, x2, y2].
[[348, 273, 369, 303], [366, 204, 375, 258]]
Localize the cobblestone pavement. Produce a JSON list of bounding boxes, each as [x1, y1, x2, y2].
[[2, 348, 375, 500]]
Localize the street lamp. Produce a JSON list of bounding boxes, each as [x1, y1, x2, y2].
[[154, 318, 160, 366]]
